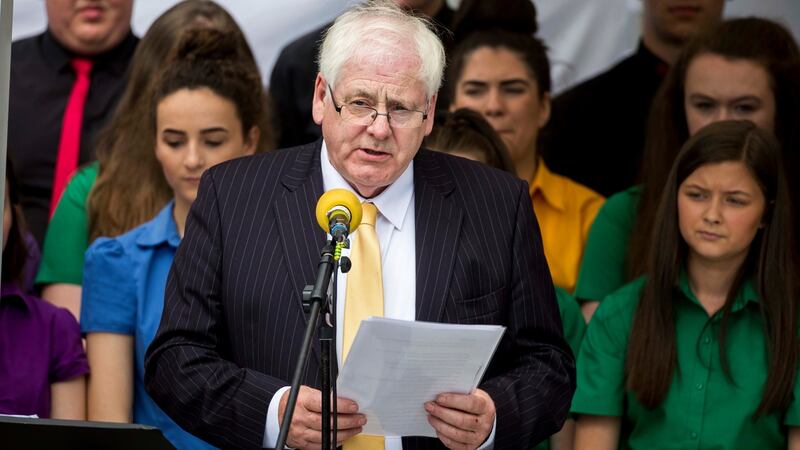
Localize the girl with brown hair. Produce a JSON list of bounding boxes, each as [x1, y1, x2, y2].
[[572, 120, 800, 449], [79, 27, 262, 449], [575, 17, 800, 319], [35, 0, 271, 319]]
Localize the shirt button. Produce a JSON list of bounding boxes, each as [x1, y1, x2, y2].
[[703, 336, 711, 344], [690, 431, 698, 440], [696, 383, 704, 390]]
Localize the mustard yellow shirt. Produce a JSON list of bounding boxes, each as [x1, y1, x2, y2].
[[530, 160, 605, 293]]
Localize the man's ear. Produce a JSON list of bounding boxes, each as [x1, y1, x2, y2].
[[312, 74, 328, 126], [424, 92, 438, 136]]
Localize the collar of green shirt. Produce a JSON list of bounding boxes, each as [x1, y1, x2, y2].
[[677, 267, 760, 314]]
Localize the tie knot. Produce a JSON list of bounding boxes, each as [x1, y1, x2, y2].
[[71, 58, 93, 76], [361, 202, 378, 226]]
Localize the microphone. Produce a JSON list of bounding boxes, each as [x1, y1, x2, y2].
[[315, 189, 362, 242]]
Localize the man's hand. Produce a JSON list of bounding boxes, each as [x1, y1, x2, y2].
[[278, 385, 366, 450], [425, 388, 496, 450]]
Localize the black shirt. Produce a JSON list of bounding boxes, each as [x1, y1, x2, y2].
[[268, 5, 455, 149], [540, 42, 668, 197], [9, 30, 138, 246]]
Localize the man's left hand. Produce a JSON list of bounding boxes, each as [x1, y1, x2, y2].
[[425, 388, 495, 450]]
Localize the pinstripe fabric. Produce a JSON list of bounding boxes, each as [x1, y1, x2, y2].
[[145, 140, 576, 450]]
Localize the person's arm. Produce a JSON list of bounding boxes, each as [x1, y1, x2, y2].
[[574, 415, 621, 450], [48, 308, 90, 420], [550, 418, 576, 450], [37, 164, 95, 320], [86, 332, 134, 422], [50, 375, 86, 419], [41, 284, 82, 320], [789, 426, 800, 450]]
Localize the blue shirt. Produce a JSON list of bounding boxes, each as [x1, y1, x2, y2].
[[81, 202, 216, 450]]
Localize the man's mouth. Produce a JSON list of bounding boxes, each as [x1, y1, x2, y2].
[[668, 5, 701, 18], [78, 5, 106, 21]]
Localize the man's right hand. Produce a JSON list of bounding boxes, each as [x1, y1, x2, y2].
[[278, 385, 366, 449]]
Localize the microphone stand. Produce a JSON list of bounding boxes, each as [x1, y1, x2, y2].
[[275, 238, 350, 450]]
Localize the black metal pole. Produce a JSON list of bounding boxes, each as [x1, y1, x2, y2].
[[275, 300, 321, 449], [275, 242, 339, 450]]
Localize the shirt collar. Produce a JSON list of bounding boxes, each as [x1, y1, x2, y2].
[[0, 281, 30, 310], [320, 140, 414, 231], [529, 159, 566, 212], [678, 267, 760, 313], [635, 40, 670, 78], [135, 201, 182, 249]]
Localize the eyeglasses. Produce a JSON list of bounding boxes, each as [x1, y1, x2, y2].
[[328, 86, 428, 129]]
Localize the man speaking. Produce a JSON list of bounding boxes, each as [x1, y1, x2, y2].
[[144, 1, 575, 449]]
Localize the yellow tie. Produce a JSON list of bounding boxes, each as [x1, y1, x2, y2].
[[343, 202, 384, 450]]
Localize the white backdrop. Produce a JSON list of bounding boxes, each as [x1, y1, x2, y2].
[[10, 0, 800, 94]]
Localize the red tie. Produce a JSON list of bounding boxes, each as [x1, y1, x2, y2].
[[50, 58, 93, 217]]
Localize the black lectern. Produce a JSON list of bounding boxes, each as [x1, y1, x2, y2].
[[0, 416, 175, 450]]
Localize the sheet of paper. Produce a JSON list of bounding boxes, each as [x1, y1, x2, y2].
[[337, 317, 505, 437]]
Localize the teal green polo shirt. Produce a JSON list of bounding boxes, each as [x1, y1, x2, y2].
[[572, 272, 800, 449]]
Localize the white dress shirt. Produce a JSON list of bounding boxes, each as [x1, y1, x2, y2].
[[264, 142, 494, 449]]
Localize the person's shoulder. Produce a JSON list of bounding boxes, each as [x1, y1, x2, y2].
[[18, 289, 79, 330], [285, 23, 329, 54], [274, 23, 330, 68], [208, 142, 320, 182], [595, 276, 646, 321], [601, 185, 642, 217], [421, 149, 521, 187], [11, 33, 41, 55], [66, 162, 99, 193], [554, 51, 637, 106]]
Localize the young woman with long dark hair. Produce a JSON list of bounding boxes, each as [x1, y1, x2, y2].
[[575, 18, 800, 320], [572, 120, 800, 449]]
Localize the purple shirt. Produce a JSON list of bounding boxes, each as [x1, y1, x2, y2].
[[0, 282, 88, 417]]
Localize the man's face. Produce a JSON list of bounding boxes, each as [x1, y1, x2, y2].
[[644, 0, 725, 45], [46, 0, 133, 56], [312, 54, 436, 198]]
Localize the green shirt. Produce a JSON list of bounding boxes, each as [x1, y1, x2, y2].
[[574, 186, 640, 303], [35, 163, 98, 286], [571, 273, 800, 450], [533, 287, 587, 450]]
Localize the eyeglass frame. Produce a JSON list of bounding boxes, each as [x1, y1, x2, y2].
[[327, 85, 429, 128]]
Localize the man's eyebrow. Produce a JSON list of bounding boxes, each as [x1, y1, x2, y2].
[[347, 89, 377, 101]]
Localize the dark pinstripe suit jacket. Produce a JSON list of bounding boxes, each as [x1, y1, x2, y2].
[[144, 140, 575, 450]]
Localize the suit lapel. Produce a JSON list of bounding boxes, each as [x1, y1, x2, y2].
[[274, 142, 327, 333], [414, 150, 463, 323]]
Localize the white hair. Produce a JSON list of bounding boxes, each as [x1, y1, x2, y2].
[[318, 0, 446, 99]]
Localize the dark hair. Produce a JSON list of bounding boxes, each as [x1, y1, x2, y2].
[[88, 0, 270, 242], [447, 29, 551, 102], [626, 120, 798, 416], [629, 17, 800, 279], [152, 28, 264, 135], [2, 159, 29, 286], [450, 0, 538, 42], [425, 108, 515, 173]]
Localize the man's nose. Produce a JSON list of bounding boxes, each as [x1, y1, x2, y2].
[[367, 112, 392, 139]]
